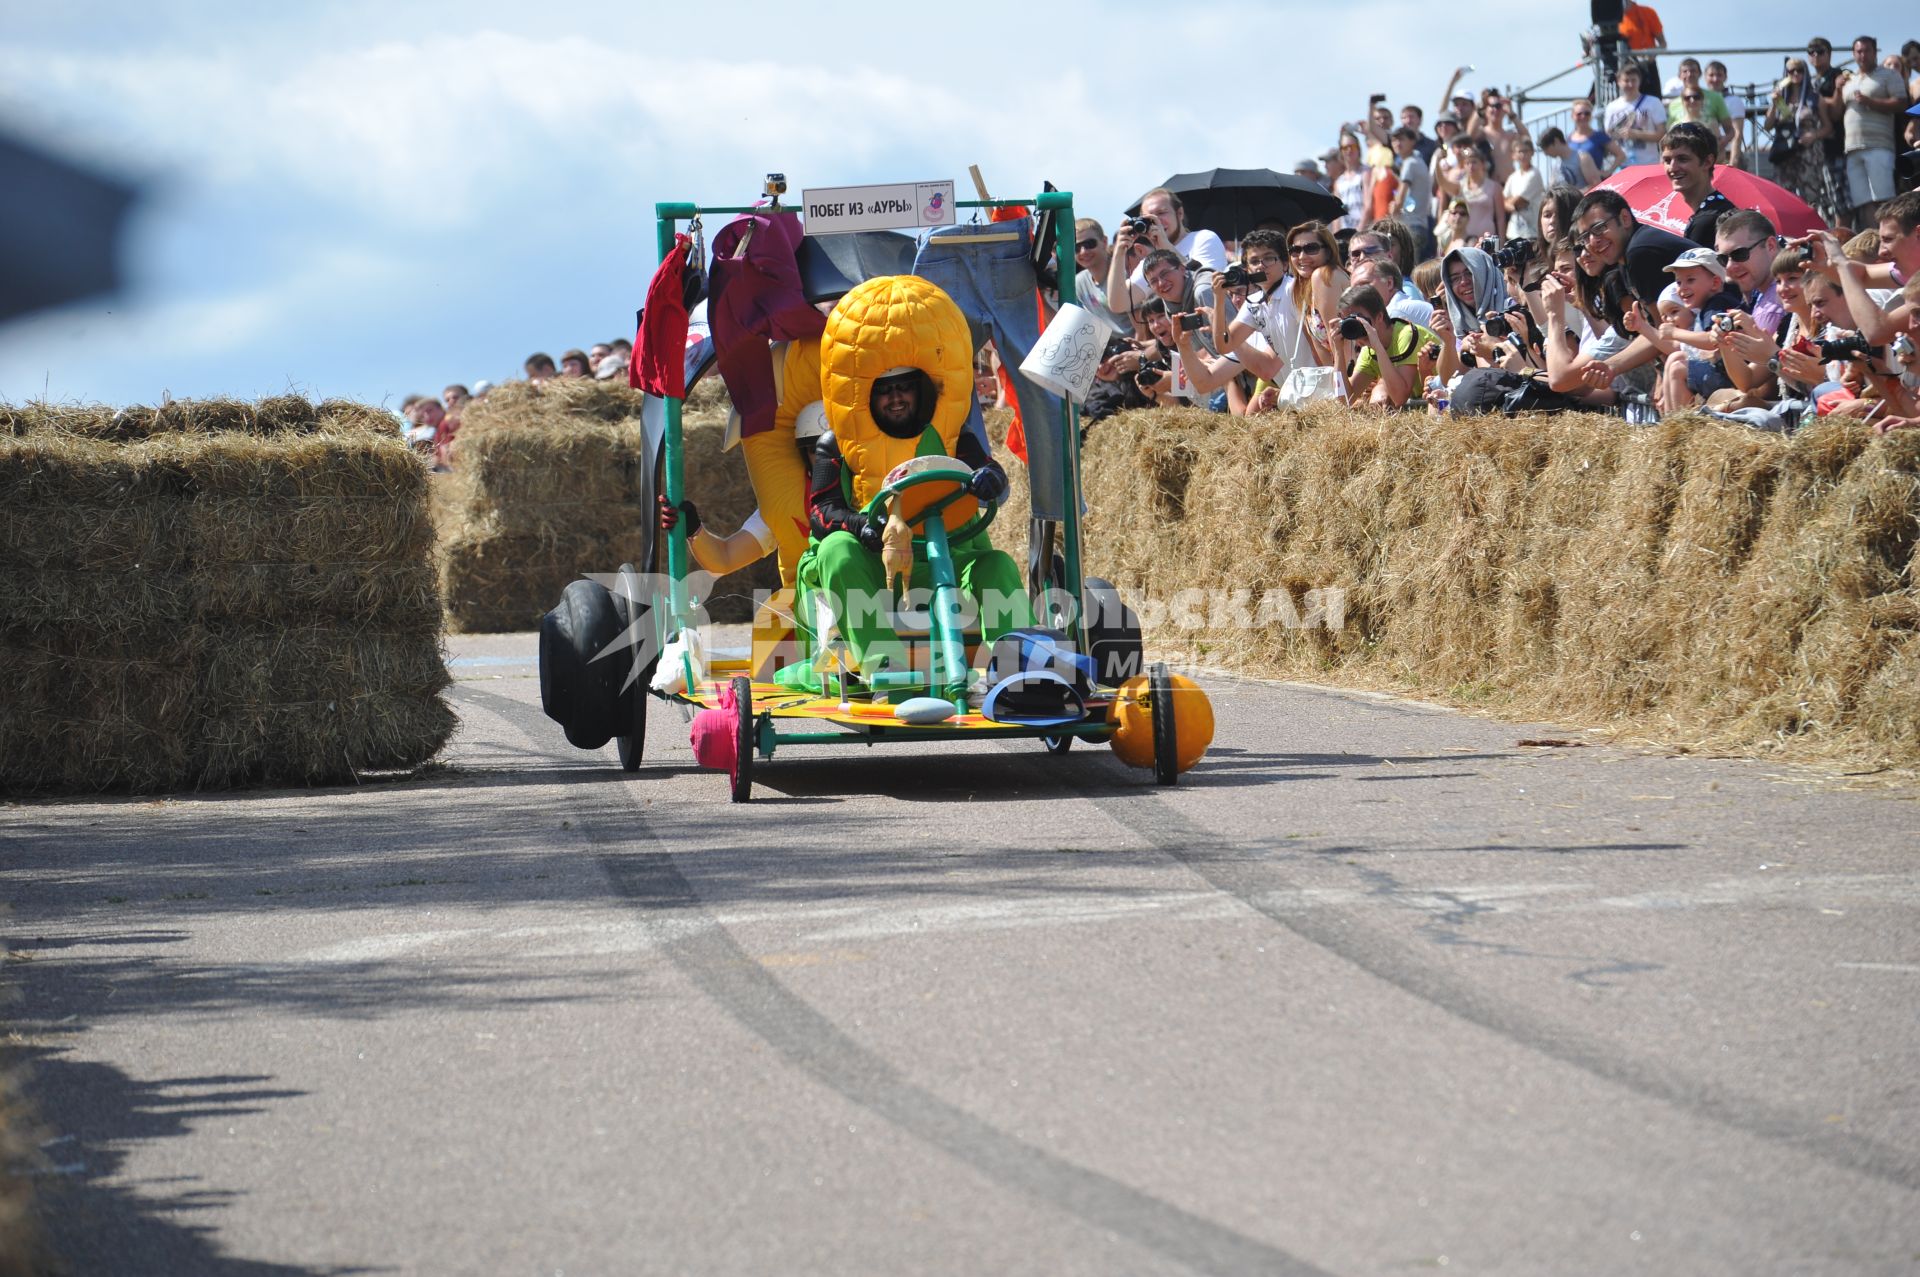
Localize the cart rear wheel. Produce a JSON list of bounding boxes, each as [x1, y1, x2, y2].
[[1043, 732, 1072, 754], [1150, 662, 1178, 787], [729, 675, 754, 803]]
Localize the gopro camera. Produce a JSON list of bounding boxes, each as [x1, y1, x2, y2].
[[764, 173, 788, 197]]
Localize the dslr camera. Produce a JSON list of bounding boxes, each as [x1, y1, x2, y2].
[[1132, 356, 1171, 386], [1220, 264, 1266, 292], [1123, 215, 1155, 238], [1483, 313, 1512, 340], [1713, 312, 1739, 334], [1337, 315, 1371, 342], [1815, 333, 1877, 362], [1493, 238, 1535, 271]]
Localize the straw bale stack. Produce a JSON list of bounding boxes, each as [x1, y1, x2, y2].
[[0, 397, 451, 791], [435, 378, 767, 629], [1001, 405, 1920, 770]]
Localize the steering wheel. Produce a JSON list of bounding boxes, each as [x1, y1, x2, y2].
[[862, 457, 999, 545]]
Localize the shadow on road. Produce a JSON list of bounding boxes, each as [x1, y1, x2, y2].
[[16, 1046, 382, 1276]]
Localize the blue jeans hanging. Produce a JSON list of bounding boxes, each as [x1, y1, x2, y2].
[[912, 222, 1068, 522]]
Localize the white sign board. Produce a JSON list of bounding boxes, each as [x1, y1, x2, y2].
[[801, 181, 957, 235]]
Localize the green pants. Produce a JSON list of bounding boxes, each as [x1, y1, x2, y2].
[[804, 529, 1032, 678]]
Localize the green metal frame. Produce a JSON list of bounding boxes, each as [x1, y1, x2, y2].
[[651, 188, 1095, 757]]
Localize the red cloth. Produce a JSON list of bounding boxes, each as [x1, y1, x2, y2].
[[1816, 388, 1858, 417], [634, 233, 693, 397], [998, 363, 1026, 463]]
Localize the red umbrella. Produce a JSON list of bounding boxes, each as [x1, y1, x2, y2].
[[1593, 164, 1827, 239]]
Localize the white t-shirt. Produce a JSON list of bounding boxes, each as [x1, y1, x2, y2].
[[1604, 93, 1666, 166], [1334, 171, 1366, 230], [1502, 167, 1545, 240], [1232, 282, 1305, 372]]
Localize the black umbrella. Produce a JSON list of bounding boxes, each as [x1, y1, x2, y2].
[[1127, 168, 1343, 242], [0, 129, 138, 323]]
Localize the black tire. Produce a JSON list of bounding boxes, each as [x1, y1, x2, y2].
[[729, 675, 754, 803], [1085, 577, 1144, 686], [538, 578, 628, 750], [1150, 661, 1178, 787], [1043, 732, 1072, 754], [614, 564, 647, 772]]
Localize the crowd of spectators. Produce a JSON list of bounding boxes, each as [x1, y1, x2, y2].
[[406, 13, 1920, 462], [399, 339, 631, 469], [1069, 17, 1919, 432]]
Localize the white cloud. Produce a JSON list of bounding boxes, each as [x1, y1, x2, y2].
[[0, 29, 1172, 231]]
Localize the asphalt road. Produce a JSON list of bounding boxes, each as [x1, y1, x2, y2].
[[4, 631, 1918, 1276]]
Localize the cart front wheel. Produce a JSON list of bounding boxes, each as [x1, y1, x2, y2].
[[1150, 662, 1178, 787], [1043, 732, 1073, 755], [729, 675, 754, 803]]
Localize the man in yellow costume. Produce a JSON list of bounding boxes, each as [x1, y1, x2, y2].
[[795, 275, 1031, 682]]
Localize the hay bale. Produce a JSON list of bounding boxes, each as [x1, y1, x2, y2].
[[195, 624, 453, 785], [0, 635, 199, 790], [1056, 404, 1919, 771], [1, 395, 399, 442], [0, 395, 449, 792], [436, 378, 766, 628]]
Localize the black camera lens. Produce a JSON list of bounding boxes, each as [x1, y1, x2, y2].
[[1338, 316, 1370, 341], [1484, 314, 1511, 339]]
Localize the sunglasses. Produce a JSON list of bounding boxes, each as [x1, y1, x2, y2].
[[1716, 239, 1773, 266], [1348, 243, 1386, 260], [1288, 242, 1325, 257], [1075, 237, 1099, 251], [1683, 94, 1703, 102]]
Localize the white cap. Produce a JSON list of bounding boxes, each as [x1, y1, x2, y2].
[[1663, 246, 1729, 282]]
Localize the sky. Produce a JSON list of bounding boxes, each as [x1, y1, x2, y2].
[[0, 0, 1901, 409]]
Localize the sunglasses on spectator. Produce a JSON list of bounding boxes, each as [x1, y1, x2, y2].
[[1348, 243, 1387, 260], [1075, 237, 1099, 251], [1716, 239, 1772, 266], [1288, 242, 1325, 257], [1683, 94, 1703, 103]]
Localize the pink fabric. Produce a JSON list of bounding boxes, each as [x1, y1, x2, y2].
[[689, 682, 738, 771]]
